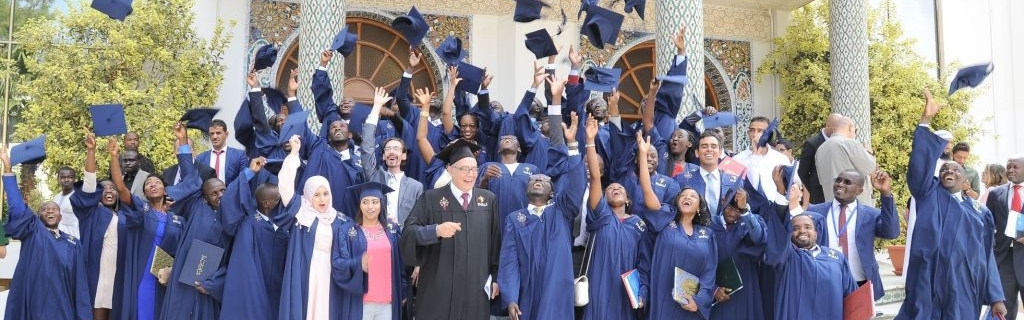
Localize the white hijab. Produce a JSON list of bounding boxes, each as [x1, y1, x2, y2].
[[295, 175, 338, 227]]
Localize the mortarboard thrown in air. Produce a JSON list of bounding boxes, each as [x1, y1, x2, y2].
[[347, 181, 395, 201], [437, 139, 482, 165], [392, 6, 430, 47], [514, 0, 550, 23], [756, 118, 781, 148], [582, 66, 622, 93], [948, 62, 993, 96], [702, 112, 737, 130], [253, 44, 279, 71], [10, 135, 46, 166], [577, 0, 597, 19], [435, 36, 467, 66], [278, 110, 309, 145], [581, 4, 623, 48], [91, 0, 133, 21], [180, 108, 220, 135], [623, 0, 646, 20], [89, 104, 128, 137], [524, 29, 558, 59], [332, 26, 359, 57], [455, 62, 485, 95]]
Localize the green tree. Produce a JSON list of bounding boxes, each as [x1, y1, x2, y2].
[[757, 0, 980, 248], [6, 0, 232, 198]]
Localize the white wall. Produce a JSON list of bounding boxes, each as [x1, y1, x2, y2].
[[197, 0, 251, 149]]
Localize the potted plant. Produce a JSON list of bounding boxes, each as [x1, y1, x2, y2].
[[876, 206, 909, 276]]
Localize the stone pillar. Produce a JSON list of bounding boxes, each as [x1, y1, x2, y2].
[[656, 0, 703, 115], [298, 0, 346, 111], [828, 0, 871, 145]]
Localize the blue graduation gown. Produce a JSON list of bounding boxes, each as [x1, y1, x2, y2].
[[708, 214, 767, 320], [479, 161, 538, 219], [581, 199, 648, 320], [296, 120, 364, 216], [652, 56, 687, 161], [69, 183, 120, 304], [497, 153, 585, 320], [608, 122, 679, 215], [564, 82, 611, 171], [333, 222, 408, 320], [756, 187, 856, 320], [638, 205, 718, 320], [217, 171, 291, 320], [112, 195, 183, 320], [673, 164, 741, 216], [2, 175, 91, 320], [896, 126, 1004, 319], [278, 199, 353, 320], [159, 153, 232, 320]]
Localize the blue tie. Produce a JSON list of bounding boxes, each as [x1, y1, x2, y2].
[[706, 173, 719, 215]]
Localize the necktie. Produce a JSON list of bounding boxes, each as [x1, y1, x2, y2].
[[461, 193, 470, 211], [213, 150, 224, 180], [52, 230, 60, 239], [532, 207, 543, 217], [838, 205, 849, 255], [706, 173, 719, 215], [1013, 185, 1022, 212]]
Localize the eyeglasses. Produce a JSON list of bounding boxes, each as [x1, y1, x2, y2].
[[451, 166, 479, 174]]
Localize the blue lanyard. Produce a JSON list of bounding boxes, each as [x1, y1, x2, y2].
[[831, 203, 857, 238]]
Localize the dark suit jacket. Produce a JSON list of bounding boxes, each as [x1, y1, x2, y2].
[[360, 122, 424, 226], [195, 147, 248, 185], [808, 196, 899, 300], [161, 162, 216, 187], [986, 183, 1024, 285], [799, 131, 827, 203], [673, 163, 740, 216]]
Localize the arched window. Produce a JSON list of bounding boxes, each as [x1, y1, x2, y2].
[[612, 41, 720, 120]]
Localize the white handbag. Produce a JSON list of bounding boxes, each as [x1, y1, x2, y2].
[[574, 236, 595, 306]]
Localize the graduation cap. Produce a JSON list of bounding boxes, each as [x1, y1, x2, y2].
[[581, 4, 624, 48], [524, 29, 558, 59], [392, 6, 430, 47], [623, 0, 646, 20], [10, 135, 46, 166], [91, 0, 133, 21], [577, 0, 597, 19], [264, 158, 285, 175], [346, 103, 373, 141], [948, 63, 993, 96], [437, 139, 481, 165], [756, 118, 780, 148], [180, 108, 220, 134], [331, 26, 358, 57], [702, 112, 737, 130], [455, 62, 485, 95], [347, 181, 395, 201], [435, 36, 467, 66], [89, 104, 128, 137], [253, 44, 278, 71], [582, 66, 622, 93], [514, 0, 549, 23], [262, 87, 287, 114], [279, 110, 309, 145]]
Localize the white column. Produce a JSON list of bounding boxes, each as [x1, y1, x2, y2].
[[828, 0, 872, 145], [298, 0, 346, 109], [657, 0, 703, 114]]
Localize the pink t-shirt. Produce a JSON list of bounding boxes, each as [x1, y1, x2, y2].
[[363, 224, 393, 303]]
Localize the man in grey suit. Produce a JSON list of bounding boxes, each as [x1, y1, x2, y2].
[[361, 88, 424, 227], [987, 155, 1024, 319], [798, 113, 843, 203], [815, 116, 876, 205]]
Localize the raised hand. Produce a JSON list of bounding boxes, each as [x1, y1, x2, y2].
[[563, 111, 579, 144], [173, 121, 187, 142], [921, 88, 941, 124], [0, 143, 9, 174], [250, 157, 266, 172], [287, 68, 299, 96], [673, 26, 687, 54], [636, 131, 651, 157], [703, 106, 718, 116], [288, 135, 301, 155], [734, 188, 748, 210], [107, 138, 119, 157], [246, 72, 259, 88], [373, 87, 393, 107], [447, 65, 460, 87], [85, 132, 96, 150], [871, 169, 892, 196], [319, 50, 333, 67], [414, 88, 434, 108], [584, 115, 598, 142], [408, 48, 422, 69], [568, 46, 582, 70], [532, 61, 546, 88], [608, 89, 621, 116], [481, 68, 493, 89], [547, 75, 566, 98]]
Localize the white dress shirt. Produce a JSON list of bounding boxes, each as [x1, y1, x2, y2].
[[386, 172, 404, 224], [826, 200, 865, 281]]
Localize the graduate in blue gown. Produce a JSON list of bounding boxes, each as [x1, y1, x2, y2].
[[651, 28, 690, 176], [159, 123, 232, 320], [635, 134, 718, 320], [218, 158, 291, 320], [334, 181, 409, 320], [708, 188, 767, 320], [413, 79, 471, 189], [1, 150, 91, 320], [69, 133, 124, 319], [746, 172, 856, 320], [563, 47, 612, 178], [297, 92, 364, 216], [580, 115, 648, 320], [277, 134, 355, 320], [498, 85, 584, 320], [479, 133, 538, 219], [108, 138, 183, 320], [606, 90, 679, 216], [897, 90, 1007, 319]]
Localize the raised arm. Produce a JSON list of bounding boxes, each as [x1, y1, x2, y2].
[[0, 145, 39, 240], [398, 49, 421, 119], [414, 88, 437, 162], [72, 133, 102, 212], [108, 138, 132, 205], [279, 135, 302, 207], [870, 170, 900, 239], [441, 65, 459, 135], [636, 133, 661, 211], [311, 50, 341, 124], [362, 87, 394, 183], [642, 79, 658, 134], [908, 89, 943, 199], [584, 116, 603, 211]]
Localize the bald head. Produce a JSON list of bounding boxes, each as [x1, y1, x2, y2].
[[824, 113, 844, 137], [830, 117, 854, 138]]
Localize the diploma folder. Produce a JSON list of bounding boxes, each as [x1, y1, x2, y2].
[[621, 269, 641, 309], [715, 258, 743, 296], [177, 239, 224, 285], [843, 281, 874, 320]]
